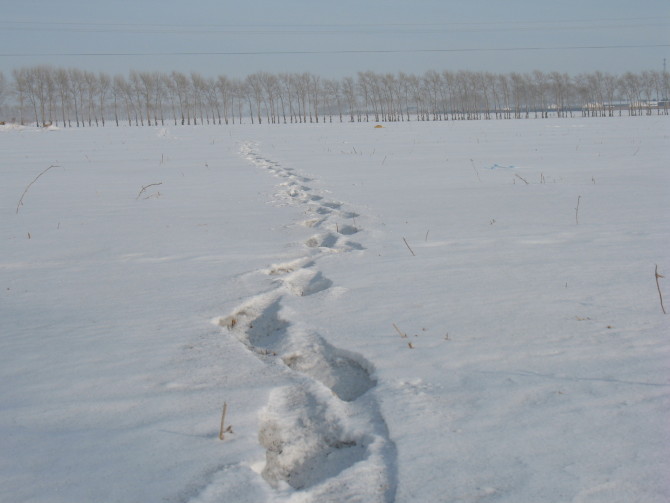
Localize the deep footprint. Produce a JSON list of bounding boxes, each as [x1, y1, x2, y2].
[[337, 224, 359, 236], [322, 201, 342, 209], [219, 297, 289, 351], [266, 258, 315, 275], [258, 386, 367, 490], [284, 269, 333, 296], [282, 338, 376, 402], [305, 233, 339, 249]]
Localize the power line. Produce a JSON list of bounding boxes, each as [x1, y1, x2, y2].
[[2, 16, 668, 28], [1, 18, 668, 35], [1, 44, 668, 58], [1, 25, 667, 36]]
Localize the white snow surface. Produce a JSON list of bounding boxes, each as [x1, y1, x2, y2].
[[1, 117, 669, 503]]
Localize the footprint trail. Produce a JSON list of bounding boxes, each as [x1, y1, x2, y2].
[[213, 142, 396, 501]]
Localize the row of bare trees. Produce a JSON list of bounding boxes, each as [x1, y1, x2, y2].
[[2, 66, 668, 127]]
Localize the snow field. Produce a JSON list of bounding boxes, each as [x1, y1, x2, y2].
[[1, 117, 669, 502]]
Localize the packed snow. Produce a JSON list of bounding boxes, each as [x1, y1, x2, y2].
[[1, 117, 669, 502]]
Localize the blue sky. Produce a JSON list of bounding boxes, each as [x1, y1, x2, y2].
[[1, 0, 668, 77]]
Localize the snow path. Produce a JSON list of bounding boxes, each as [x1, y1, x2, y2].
[[212, 142, 397, 501]]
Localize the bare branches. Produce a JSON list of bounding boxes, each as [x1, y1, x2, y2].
[[3, 65, 668, 128], [16, 164, 59, 214]]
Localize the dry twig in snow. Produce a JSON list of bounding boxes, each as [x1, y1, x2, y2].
[[655, 265, 666, 314], [403, 237, 416, 256], [16, 164, 60, 214], [136, 182, 163, 200], [219, 402, 233, 440]]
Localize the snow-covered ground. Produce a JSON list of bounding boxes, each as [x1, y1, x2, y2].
[[1, 117, 668, 503]]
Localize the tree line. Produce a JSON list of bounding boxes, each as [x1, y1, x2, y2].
[[1, 66, 668, 127]]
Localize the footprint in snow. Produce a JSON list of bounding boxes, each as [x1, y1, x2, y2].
[[336, 224, 359, 236], [258, 386, 367, 490], [282, 337, 376, 402], [305, 233, 339, 249], [282, 269, 333, 297]]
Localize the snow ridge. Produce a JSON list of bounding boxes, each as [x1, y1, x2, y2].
[[214, 142, 396, 501]]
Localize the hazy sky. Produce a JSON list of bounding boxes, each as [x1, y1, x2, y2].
[[1, 0, 668, 78]]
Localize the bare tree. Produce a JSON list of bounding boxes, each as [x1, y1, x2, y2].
[[68, 68, 87, 126], [341, 76, 357, 122], [294, 73, 310, 123], [11, 68, 28, 124], [407, 75, 423, 120], [30, 66, 55, 126], [152, 72, 167, 125], [278, 73, 296, 123], [82, 71, 99, 126], [549, 72, 568, 117], [397, 72, 414, 121], [232, 80, 246, 124], [639, 70, 656, 115], [532, 70, 549, 118], [0, 71, 7, 121], [43, 67, 57, 125], [274, 74, 289, 124], [422, 70, 442, 120], [170, 71, 191, 124], [111, 75, 125, 126], [308, 74, 321, 123], [190, 72, 210, 125], [380, 73, 398, 121], [619, 72, 642, 116], [601, 73, 618, 116], [130, 71, 158, 126], [158, 73, 176, 125], [357, 72, 372, 122], [54, 68, 72, 126], [113, 74, 137, 125], [244, 73, 265, 124], [323, 78, 343, 122], [216, 75, 233, 124], [98, 72, 111, 126], [649, 70, 669, 114], [17, 68, 38, 125]]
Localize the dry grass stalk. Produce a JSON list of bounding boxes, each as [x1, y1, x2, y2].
[[219, 402, 233, 440], [16, 164, 60, 214], [219, 316, 237, 329], [392, 323, 407, 338], [469, 159, 481, 182], [515, 174, 529, 185], [136, 182, 163, 200], [655, 265, 666, 314], [575, 195, 581, 224], [402, 237, 416, 256]]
